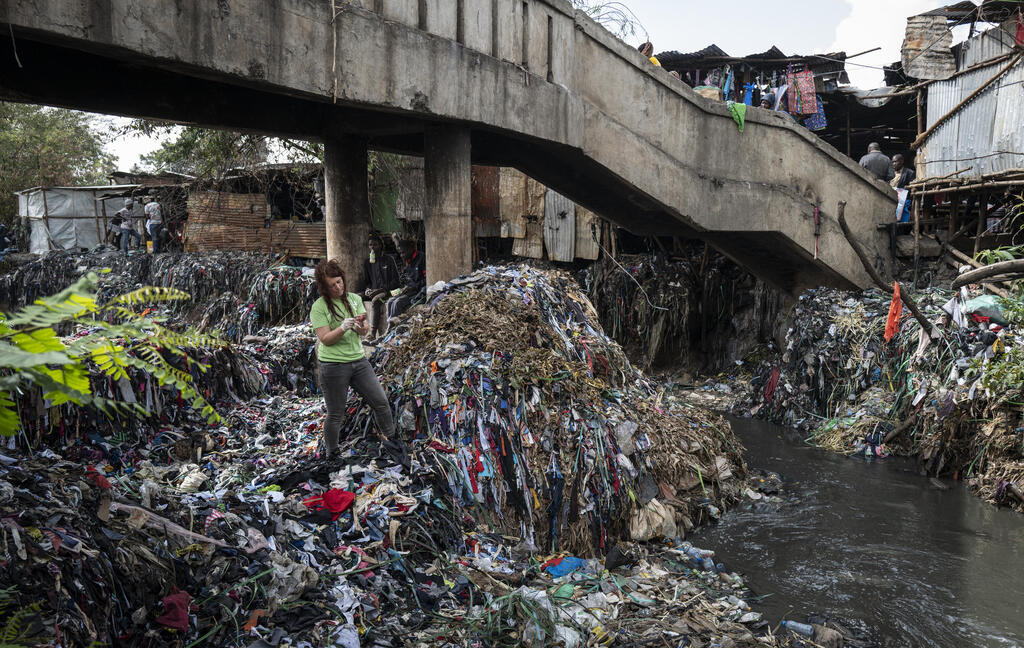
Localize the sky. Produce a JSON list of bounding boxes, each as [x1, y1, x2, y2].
[[105, 0, 967, 169]]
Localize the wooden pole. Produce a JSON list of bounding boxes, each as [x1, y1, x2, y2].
[[92, 191, 101, 247], [41, 189, 52, 251], [883, 415, 916, 444], [837, 201, 940, 338], [947, 196, 957, 239], [952, 259, 1024, 290], [846, 111, 851, 157], [911, 51, 1024, 150], [974, 193, 987, 258], [913, 197, 921, 286], [914, 179, 1024, 196], [916, 89, 924, 137]]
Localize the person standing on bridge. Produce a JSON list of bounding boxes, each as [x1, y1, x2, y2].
[[311, 259, 397, 461], [638, 42, 660, 66], [890, 154, 916, 225], [890, 154, 915, 190], [859, 142, 895, 182]]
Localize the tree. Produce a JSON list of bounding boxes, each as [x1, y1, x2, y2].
[[0, 102, 116, 227], [127, 120, 323, 178], [0, 273, 222, 437]]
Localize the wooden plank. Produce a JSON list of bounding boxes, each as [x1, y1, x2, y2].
[[543, 189, 575, 262], [511, 216, 544, 258], [498, 167, 526, 238], [574, 206, 600, 260], [472, 165, 501, 237]]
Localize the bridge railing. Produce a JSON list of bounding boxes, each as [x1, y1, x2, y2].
[[344, 0, 592, 86]]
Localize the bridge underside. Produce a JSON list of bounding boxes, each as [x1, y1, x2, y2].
[[0, 2, 894, 294]]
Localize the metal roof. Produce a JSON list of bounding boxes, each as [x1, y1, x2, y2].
[[13, 184, 140, 195], [919, 19, 1024, 179]]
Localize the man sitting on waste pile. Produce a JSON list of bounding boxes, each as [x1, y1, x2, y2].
[[386, 239, 426, 323], [363, 232, 401, 338]]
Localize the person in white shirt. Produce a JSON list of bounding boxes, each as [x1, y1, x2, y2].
[[117, 199, 141, 253], [144, 199, 163, 253]]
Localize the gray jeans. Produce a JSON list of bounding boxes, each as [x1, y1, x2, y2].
[[319, 358, 395, 451]]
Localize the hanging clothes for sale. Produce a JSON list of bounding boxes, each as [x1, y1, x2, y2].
[[743, 82, 756, 106], [786, 67, 817, 116], [801, 96, 827, 131]]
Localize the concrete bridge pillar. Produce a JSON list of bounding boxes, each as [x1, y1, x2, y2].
[[424, 125, 473, 287], [324, 136, 371, 292]]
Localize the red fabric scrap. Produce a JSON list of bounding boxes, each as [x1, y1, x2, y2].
[[884, 282, 903, 342], [764, 367, 781, 403], [428, 440, 457, 454], [85, 466, 111, 490], [1016, 13, 1024, 46], [303, 489, 355, 521], [156, 588, 193, 631]]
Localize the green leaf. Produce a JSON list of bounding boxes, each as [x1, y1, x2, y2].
[[11, 328, 66, 354], [0, 393, 20, 437], [0, 341, 74, 369]]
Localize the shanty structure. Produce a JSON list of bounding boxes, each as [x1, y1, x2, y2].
[[908, 10, 1024, 265], [887, 2, 1024, 286], [15, 185, 140, 254]]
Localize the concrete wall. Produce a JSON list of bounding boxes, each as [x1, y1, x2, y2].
[[0, 0, 896, 290]]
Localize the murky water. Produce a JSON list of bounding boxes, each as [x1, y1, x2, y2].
[[694, 417, 1024, 648]]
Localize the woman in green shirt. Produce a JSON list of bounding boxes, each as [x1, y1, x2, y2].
[[311, 259, 396, 459]]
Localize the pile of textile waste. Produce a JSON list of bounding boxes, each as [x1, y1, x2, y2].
[[0, 249, 316, 341], [0, 262, 776, 647], [743, 285, 1024, 512], [586, 250, 784, 371], [369, 264, 747, 555]]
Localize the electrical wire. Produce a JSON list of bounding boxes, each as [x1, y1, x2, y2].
[[590, 226, 668, 312]]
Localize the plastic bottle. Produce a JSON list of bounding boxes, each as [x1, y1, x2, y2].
[[781, 620, 815, 637]]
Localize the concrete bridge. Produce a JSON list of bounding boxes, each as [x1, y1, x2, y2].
[[1, 0, 896, 292]]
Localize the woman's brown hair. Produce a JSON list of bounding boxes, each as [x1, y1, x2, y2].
[[314, 259, 354, 320]]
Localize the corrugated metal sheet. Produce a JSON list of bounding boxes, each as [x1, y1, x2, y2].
[[957, 20, 1015, 68], [920, 20, 1024, 179], [902, 14, 956, 80], [574, 207, 601, 260], [543, 189, 575, 262]]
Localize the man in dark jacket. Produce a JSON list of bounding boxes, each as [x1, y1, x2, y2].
[[859, 142, 895, 182], [891, 154, 915, 189], [386, 239, 426, 322], [363, 232, 401, 338]]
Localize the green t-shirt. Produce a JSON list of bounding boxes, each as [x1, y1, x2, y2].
[[309, 293, 366, 363]]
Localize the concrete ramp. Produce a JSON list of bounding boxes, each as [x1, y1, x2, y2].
[[0, 0, 896, 291]]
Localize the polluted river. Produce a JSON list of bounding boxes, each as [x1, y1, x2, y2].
[[695, 417, 1024, 648]]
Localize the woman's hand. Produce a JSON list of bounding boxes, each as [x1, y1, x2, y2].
[[354, 314, 370, 335]]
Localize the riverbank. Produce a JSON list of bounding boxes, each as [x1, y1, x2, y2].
[[722, 284, 1024, 514]]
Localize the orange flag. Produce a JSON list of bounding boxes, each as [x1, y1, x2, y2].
[[884, 282, 903, 342]]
